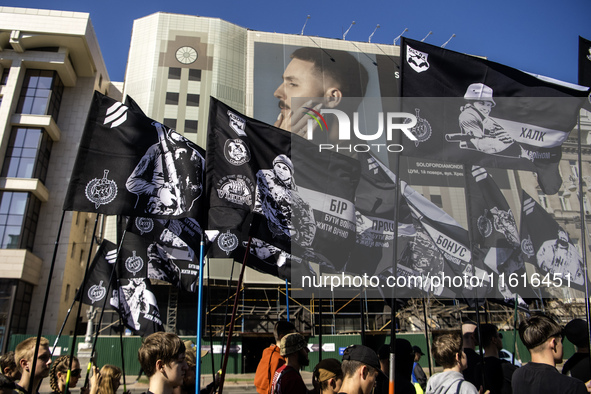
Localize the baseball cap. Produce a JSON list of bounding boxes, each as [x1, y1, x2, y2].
[[564, 319, 589, 348], [412, 346, 424, 355], [280, 333, 307, 356], [342, 345, 387, 380], [313, 358, 343, 383]]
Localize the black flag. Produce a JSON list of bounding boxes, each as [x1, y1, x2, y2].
[[206, 98, 360, 280], [520, 191, 588, 293], [64, 91, 205, 219], [579, 36, 591, 111], [80, 237, 163, 336], [466, 166, 530, 307], [401, 37, 590, 194]]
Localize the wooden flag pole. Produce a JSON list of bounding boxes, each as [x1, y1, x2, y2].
[[28, 210, 66, 394], [218, 237, 252, 394], [64, 214, 100, 394], [196, 234, 205, 394]]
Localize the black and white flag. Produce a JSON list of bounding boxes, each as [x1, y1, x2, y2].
[[206, 98, 360, 280], [520, 191, 587, 293], [466, 166, 530, 307], [579, 36, 591, 111], [64, 91, 205, 219], [128, 217, 200, 292], [401, 38, 591, 194], [79, 237, 163, 336]]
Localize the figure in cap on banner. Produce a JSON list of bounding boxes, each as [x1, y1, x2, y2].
[[446, 83, 518, 156], [126, 122, 203, 216], [536, 229, 584, 286], [253, 154, 316, 247], [273, 47, 368, 143], [270, 333, 309, 394]]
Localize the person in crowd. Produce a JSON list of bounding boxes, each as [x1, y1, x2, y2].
[[339, 345, 385, 394], [0, 351, 20, 382], [96, 365, 121, 394], [563, 318, 591, 383], [138, 332, 188, 394], [425, 332, 480, 394], [0, 374, 15, 394], [461, 323, 479, 386], [473, 324, 516, 394], [270, 333, 309, 394], [412, 346, 427, 393], [49, 355, 83, 394], [512, 314, 590, 394], [255, 320, 297, 394], [14, 337, 52, 394], [311, 358, 343, 394]]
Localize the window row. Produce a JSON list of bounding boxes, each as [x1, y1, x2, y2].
[[162, 119, 198, 134], [16, 70, 64, 121], [168, 68, 201, 81], [1, 127, 53, 182], [165, 92, 200, 106], [0, 192, 41, 251]]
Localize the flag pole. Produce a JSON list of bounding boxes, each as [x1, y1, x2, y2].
[[512, 294, 518, 365], [206, 253, 217, 386], [462, 166, 486, 389], [118, 318, 128, 393], [64, 214, 100, 394], [318, 294, 323, 361], [576, 113, 591, 371], [360, 290, 366, 346], [196, 233, 205, 394], [28, 210, 66, 394], [285, 279, 290, 321], [218, 237, 252, 394]]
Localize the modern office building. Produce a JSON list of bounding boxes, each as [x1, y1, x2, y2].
[[0, 7, 119, 351]]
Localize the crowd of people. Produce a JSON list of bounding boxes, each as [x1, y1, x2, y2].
[[1, 313, 591, 394]]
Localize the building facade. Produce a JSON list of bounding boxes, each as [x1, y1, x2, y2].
[[0, 7, 118, 350]]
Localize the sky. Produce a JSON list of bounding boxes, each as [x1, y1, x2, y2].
[[5, 0, 591, 85]]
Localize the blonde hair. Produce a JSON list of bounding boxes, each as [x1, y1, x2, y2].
[[14, 337, 49, 373], [97, 365, 122, 394]]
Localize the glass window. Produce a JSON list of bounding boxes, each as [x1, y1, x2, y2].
[[188, 69, 201, 81], [538, 192, 549, 210], [185, 120, 198, 134], [168, 68, 181, 80], [166, 92, 179, 105], [430, 194, 443, 208], [186, 94, 200, 107], [1, 127, 53, 183], [0, 69, 9, 86], [16, 70, 64, 121], [0, 192, 40, 251], [559, 192, 571, 211], [163, 118, 177, 130]]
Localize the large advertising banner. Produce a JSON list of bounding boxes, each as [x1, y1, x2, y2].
[[252, 41, 400, 165]]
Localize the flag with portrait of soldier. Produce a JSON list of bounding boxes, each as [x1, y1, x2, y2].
[[401, 37, 591, 195], [520, 191, 588, 293], [79, 237, 163, 336], [465, 166, 530, 307], [206, 98, 360, 281], [63, 91, 205, 220]]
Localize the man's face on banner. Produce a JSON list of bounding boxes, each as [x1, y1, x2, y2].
[[274, 58, 326, 131]]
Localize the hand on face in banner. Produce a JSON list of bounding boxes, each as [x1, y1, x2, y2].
[[275, 100, 323, 138]]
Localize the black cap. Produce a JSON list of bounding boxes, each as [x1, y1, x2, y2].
[[412, 346, 424, 355], [342, 345, 387, 380], [565, 319, 590, 348]]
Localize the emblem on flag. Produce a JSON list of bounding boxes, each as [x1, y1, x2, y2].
[[228, 111, 246, 136], [407, 108, 432, 146], [85, 169, 118, 209], [135, 217, 154, 235], [125, 251, 144, 275], [218, 231, 239, 255], [87, 281, 107, 304], [224, 139, 251, 166], [104, 102, 128, 128], [406, 45, 430, 73]]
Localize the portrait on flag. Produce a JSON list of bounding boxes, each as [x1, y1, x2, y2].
[[520, 191, 588, 293], [206, 98, 360, 282], [401, 37, 590, 194], [63, 91, 205, 219]]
